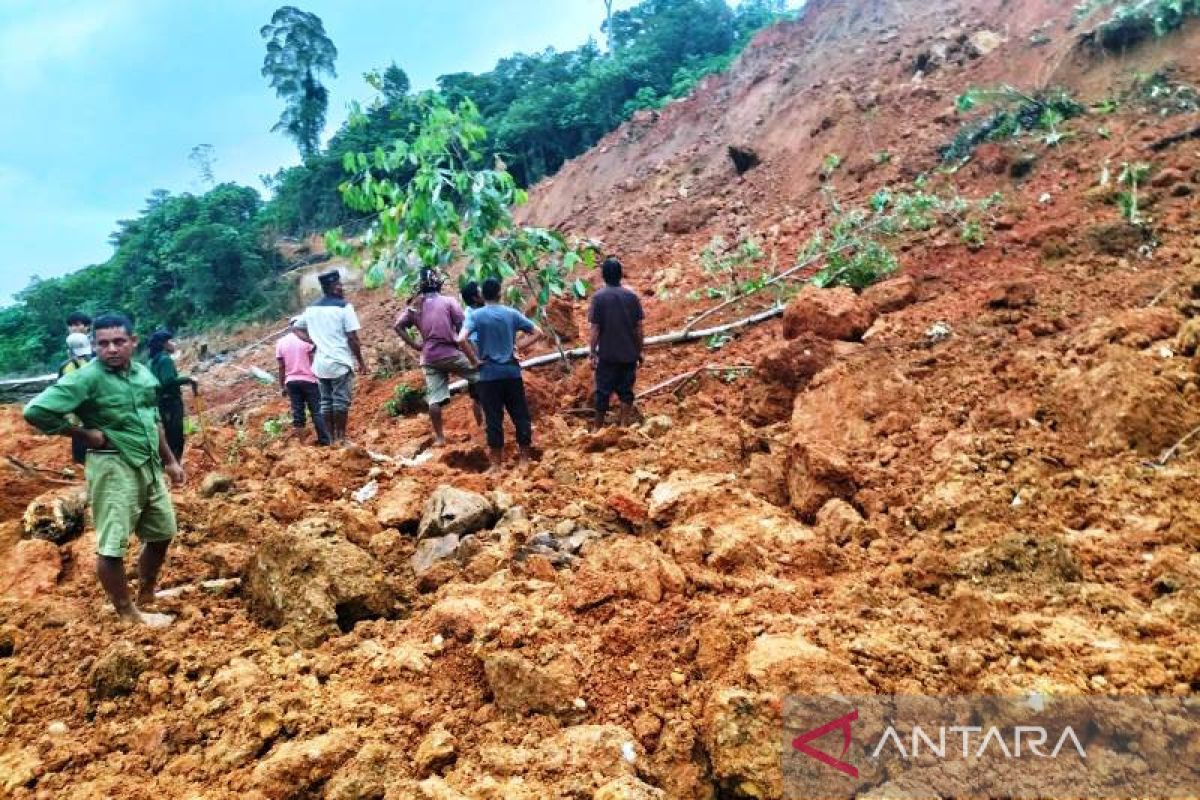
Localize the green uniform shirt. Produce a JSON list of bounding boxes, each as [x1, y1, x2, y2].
[[148, 352, 189, 401], [24, 359, 163, 469]]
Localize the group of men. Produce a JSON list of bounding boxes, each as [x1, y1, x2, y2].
[[20, 257, 644, 626]]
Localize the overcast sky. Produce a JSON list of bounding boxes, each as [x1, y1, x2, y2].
[[0, 0, 648, 305]]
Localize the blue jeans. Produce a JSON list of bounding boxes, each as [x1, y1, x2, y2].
[[287, 381, 332, 444]]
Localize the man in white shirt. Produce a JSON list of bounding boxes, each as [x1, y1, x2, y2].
[[302, 270, 367, 445]]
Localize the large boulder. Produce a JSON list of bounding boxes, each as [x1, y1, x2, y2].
[[418, 486, 496, 539], [782, 286, 876, 342], [861, 274, 918, 314], [786, 441, 858, 522], [566, 538, 686, 610], [22, 486, 87, 545], [243, 516, 405, 647], [0, 539, 61, 599]]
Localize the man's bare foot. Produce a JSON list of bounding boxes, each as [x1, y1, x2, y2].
[[116, 606, 175, 628]]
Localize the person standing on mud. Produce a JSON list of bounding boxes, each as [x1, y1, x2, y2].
[[276, 317, 331, 445], [23, 313, 184, 627], [303, 269, 367, 445], [60, 312, 95, 465], [458, 277, 544, 471], [394, 268, 480, 446], [589, 256, 644, 429], [146, 329, 198, 462]]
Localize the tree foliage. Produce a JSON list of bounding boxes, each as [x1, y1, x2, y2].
[[0, 185, 284, 375], [327, 95, 597, 311], [261, 5, 338, 158]]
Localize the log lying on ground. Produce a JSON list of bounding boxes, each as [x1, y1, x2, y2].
[[446, 305, 783, 393]]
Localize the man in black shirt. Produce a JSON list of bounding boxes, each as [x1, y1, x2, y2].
[[588, 256, 644, 429]]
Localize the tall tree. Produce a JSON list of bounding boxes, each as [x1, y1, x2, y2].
[[260, 6, 338, 158]]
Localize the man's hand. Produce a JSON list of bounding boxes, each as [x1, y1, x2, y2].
[[189, 378, 200, 396], [75, 428, 107, 449], [165, 462, 186, 487], [589, 352, 599, 369]]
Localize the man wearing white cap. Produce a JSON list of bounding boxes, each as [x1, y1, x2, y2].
[[276, 316, 331, 445]]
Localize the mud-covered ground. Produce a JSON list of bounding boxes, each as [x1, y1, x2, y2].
[[2, 1, 1200, 798]]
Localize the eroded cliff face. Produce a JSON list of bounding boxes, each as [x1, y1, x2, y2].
[[3, 2, 1200, 797]]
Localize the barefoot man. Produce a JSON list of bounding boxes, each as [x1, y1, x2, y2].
[[24, 313, 184, 627]]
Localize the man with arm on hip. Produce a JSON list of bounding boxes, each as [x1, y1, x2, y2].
[[24, 313, 184, 627], [303, 270, 368, 445]]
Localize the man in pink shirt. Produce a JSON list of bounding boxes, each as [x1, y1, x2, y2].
[[275, 317, 332, 445], [394, 269, 480, 446]]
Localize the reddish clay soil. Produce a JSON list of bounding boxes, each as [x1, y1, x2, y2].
[[2, 1, 1200, 798]]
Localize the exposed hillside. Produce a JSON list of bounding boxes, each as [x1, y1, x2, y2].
[[2, 2, 1200, 799]]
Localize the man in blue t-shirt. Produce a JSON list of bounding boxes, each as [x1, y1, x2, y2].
[[459, 277, 544, 471]]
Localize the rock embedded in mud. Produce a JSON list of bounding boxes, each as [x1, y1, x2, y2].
[[22, 486, 87, 545], [782, 285, 876, 342], [411, 534, 460, 578], [376, 476, 426, 533], [986, 280, 1037, 309], [414, 724, 457, 777], [814, 498, 876, 546], [243, 516, 405, 647], [0, 538, 61, 599], [754, 333, 834, 388], [482, 650, 581, 717], [418, 486, 496, 539], [861, 274, 918, 314], [647, 471, 733, 523], [701, 688, 783, 799], [250, 728, 361, 800], [566, 538, 686, 609], [198, 472, 235, 497], [786, 441, 857, 522], [595, 776, 666, 800], [89, 640, 147, 700]]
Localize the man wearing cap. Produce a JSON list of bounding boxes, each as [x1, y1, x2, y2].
[[276, 316, 331, 445], [394, 268, 479, 446], [60, 312, 95, 464], [302, 270, 367, 445]]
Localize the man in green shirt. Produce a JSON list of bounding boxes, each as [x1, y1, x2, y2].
[[24, 313, 185, 628]]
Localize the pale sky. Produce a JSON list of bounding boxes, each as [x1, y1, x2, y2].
[[0, 0, 644, 304]]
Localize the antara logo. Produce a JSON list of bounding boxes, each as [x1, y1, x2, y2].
[[792, 709, 860, 778]]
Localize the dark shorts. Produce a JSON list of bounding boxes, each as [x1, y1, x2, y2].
[[594, 360, 638, 412]]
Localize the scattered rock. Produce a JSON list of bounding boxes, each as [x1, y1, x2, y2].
[[987, 280, 1037, 309], [1150, 167, 1186, 188], [815, 498, 876, 546], [0, 747, 41, 795], [1176, 318, 1200, 355], [412, 534, 460, 578], [755, 333, 834, 388], [648, 471, 733, 523], [375, 477, 426, 533], [243, 516, 405, 647], [414, 725, 457, 777], [482, 651, 580, 717], [595, 776, 666, 800], [744, 632, 870, 694], [22, 486, 86, 544], [663, 199, 718, 234], [199, 472, 235, 498], [567, 538, 685, 609], [782, 286, 877, 341], [862, 274, 918, 314], [250, 729, 361, 800], [418, 486, 495, 539], [90, 641, 147, 700], [967, 29, 1003, 56], [787, 441, 858, 521], [0, 539, 61, 599]]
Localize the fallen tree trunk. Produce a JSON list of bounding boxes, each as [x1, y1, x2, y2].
[[446, 304, 784, 393]]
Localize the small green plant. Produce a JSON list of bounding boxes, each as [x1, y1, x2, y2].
[[183, 417, 200, 436], [698, 236, 770, 301], [872, 151, 892, 165], [385, 382, 425, 417], [943, 86, 1085, 163], [226, 428, 247, 466], [262, 414, 290, 440], [705, 333, 733, 350], [1117, 161, 1153, 224], [821, 153, 843, 177], [804, 180, 1002, 289]]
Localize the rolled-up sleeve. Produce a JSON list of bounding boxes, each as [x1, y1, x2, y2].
[[24, 372, 88, 434]]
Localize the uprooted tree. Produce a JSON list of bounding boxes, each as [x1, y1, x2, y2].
[[326, 93, 598, 318]]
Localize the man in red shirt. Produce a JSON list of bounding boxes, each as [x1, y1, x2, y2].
[[275, 317, 331, 445]]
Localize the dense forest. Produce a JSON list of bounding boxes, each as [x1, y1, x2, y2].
[[0, 0, 791, 376]]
